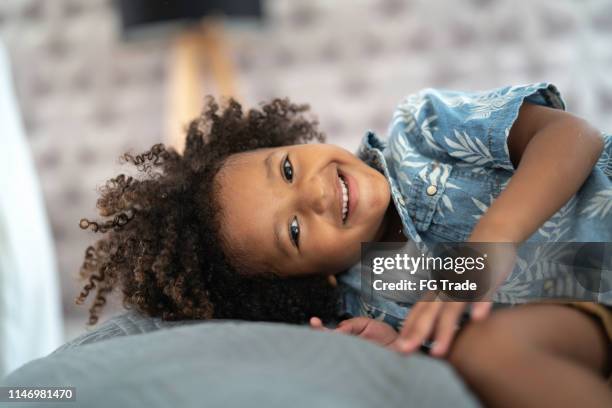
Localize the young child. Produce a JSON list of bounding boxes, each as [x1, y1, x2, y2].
[[77, 83, 611, 406]]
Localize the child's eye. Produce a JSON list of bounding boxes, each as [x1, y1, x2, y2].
[[289, 217, 300, 248], [282, 155, 294, 182]]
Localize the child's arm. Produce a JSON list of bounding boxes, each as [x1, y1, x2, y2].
[[470, 101, 605, 243]]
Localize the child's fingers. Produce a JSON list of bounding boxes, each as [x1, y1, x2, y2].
[[334, 317, 369, 335], [397, 301, 443, 354], [471, 301, 493, 321], [309, 316, 329, 331], [334, 323, 355, 334], [430, 303, 464, 357], [388, 337, 408, 353], [311, 317, 386, 337]]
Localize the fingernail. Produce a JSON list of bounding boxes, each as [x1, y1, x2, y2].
[[472, 310, 486, 320], [399, 339, 414, 351]]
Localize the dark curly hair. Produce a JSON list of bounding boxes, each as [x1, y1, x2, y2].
[[76, 96, 340, 326]]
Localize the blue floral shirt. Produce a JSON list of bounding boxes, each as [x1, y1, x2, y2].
[[337, 82, 612, 329]]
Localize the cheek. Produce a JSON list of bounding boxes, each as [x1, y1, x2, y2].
[[310, 227, 363, 270], [367, 170, 391, 206], [364, 176, 390, 228]]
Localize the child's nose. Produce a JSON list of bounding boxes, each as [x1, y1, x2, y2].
[[297, 175, 329, 215]]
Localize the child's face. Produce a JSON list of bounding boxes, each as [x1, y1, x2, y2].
[[216, 143, 391, 277]]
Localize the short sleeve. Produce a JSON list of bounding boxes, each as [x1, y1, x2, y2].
[[399, 82, 566, 172]]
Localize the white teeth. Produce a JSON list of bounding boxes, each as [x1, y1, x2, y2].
[[339, 175, 349, 221]]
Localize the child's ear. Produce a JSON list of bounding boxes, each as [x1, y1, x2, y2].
[[327, 275, 338, 288]]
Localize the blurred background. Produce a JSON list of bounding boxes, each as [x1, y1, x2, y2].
[[1, 0, 612, 375]]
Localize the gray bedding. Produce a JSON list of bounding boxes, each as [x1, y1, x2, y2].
[[2, 312, 479, 408]]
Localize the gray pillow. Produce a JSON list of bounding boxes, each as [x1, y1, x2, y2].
[[51, 311, 199, 354], [2, 315, 479, 408]]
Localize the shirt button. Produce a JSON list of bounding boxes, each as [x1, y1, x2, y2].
[[398, 196, 405, 206], [544, 280, 554, 291], [426, 185, 438, 196]]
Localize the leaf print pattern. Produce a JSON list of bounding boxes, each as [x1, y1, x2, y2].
[[393, 132, 428, 169], [596, 134, 611, 177], [432, 163, 460, 217], [517, 244, 573, 283], [581, 188, 612, 219], [392, 101, 416, 134], [500, 128, 515, 171], [420, 114, 445, 152], [434, 85, 529, 121], [494, 280, 533, 304], [497, 243, 587, 303], [444, 130, 495, 166], [536, 196, 577, 240], [394, 95, 445, 153], [425, 164, 440, 185], [446, 127, 514, 172], [441, 195, 454, 213], [471, 194, 494, 220], [393, 94, 423, 135], [463, 94, 516, 120]]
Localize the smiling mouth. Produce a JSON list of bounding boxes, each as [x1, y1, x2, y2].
[[338, 173, 349, 223]]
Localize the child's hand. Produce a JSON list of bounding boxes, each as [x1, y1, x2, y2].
[[390, 242, 517, 358], [309, 316, 399, 347], [391, 300, 492, 358]]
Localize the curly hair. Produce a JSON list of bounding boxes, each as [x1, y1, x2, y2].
[[76, 96, 340, 326]]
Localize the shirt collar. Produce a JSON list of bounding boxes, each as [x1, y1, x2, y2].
[[357, 130, 428, 253], [357, 130, 387, 164]]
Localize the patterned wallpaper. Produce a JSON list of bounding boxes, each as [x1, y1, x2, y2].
[[1, 0, 611, 332]]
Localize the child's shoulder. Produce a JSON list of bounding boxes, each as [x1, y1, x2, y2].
[[395, 82, 565, 117]]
